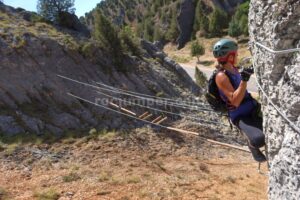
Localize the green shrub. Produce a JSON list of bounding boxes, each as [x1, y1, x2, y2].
[[12, 35, 27, 49], [80, 42, 95, 58], [62, 172, 81, 182], [156, 91, 164, 97], [34, 188, 60, 200], [30, 13, 50, 23], [191, 40, 205, 63], [119, 26, 142, 57]]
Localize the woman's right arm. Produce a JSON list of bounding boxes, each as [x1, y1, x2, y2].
[[216, 73, 247, 107]]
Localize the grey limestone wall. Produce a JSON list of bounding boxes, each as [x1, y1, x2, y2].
[[249, 0, 300, 199]]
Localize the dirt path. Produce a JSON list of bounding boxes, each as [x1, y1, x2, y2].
[[163, 37, 258, 93], [0, 128, 268, 200]]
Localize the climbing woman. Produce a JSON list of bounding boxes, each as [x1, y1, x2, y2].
[[212, 39, 266, 162]]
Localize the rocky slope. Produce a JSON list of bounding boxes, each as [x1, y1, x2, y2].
[[249, 0, 300, 199], [0, 3, 200, 137], [0, 127, 267, 199]]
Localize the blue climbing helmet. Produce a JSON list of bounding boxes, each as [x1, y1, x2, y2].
[[213, 39, 238, 63]]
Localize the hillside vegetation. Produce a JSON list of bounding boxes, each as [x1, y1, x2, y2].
[[84, 0, 250, 45]]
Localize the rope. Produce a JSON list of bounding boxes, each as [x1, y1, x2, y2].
[[96, 90, 229, 126], [57, 74, 221, 114], [94, 81, 215, 111], [253, 45, 300, 134], [255, 42, 300, 55], [95, 81, 210, 106], [67, 92, 249, 153]]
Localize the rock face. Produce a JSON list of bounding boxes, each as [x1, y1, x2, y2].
[[141, 40, 200, 93], [212, 0, 247, 13], [249, 1, 300, 199], [0, 3, 200, 136], [58, 11, 91, 37], [177, 0, 248, 49], [177, 0, 196, 50]]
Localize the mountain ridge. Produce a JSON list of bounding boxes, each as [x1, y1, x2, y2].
[[84, 0, 248, 48]]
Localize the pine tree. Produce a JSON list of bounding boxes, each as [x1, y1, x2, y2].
[[143, 18, 154, 42], [239, 15, 249, 35], [37, 0, 75, 22], [94, 9, 124, 70], [153, 26, 164, 41], [228, 20, 241, 37], [165, 7, 179, 43], [193, 0, 209, 37], [200, 16, 209, 35], [120, 26, 141, 57], [228, 1, 250, 37], [209, 8, 228, 37], [193, 0, 201, 33]]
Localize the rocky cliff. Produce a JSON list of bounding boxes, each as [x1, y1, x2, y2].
[[177, 0, 196, 49], [212, 0, 247, 13], [249, 0, 300, 199], [0, 3, 200, 137]]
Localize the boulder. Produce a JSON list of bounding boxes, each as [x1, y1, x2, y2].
[[58, 11, 90, 37], [20, 11, 34, 21], [0, 115, 25, 136], [141, 39, 167, 60], [20, 114, 45, 135], [50, 113, 81, 129], [141, 40, 200, 94]]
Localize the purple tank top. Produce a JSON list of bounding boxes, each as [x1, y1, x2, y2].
[[218, 68, 256, 122]]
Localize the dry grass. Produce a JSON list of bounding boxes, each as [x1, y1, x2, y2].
[[164, 36, 251, 68], [3, 143, 19, 156], [0, 187, 9, 200], [0, 12, 80, 50], [33, 188, 60, 200], [62, 172, 81, 183], [0, 130, 268, 200]]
